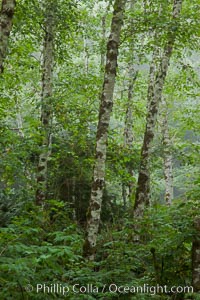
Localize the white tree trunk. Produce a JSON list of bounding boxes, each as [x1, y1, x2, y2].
[[121, 0, 139, 208], [134, 0, 182, 218], [83, 0, 126, 260], [100, 1, 112, 71], [161, 98, 173, 206], [36, 1, 55, 205], [122, 66, 138, 207]]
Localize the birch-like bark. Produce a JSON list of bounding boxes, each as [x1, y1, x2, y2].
[[192, 218, 200, 291], [122, 66, 138, 207], [0, 0, 16, 73], [161, 99, 173, 206], [133, 43, 160, 217], [100, 1, 112, 71], [36, 1, 55, 205], [122, 0, 136, 207], [134, 0, 182, 218], [83, 0, 126, 260]]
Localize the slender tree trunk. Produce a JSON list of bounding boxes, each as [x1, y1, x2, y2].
[[122, 66, 138, 207], [100, 1, 112, 71], [161, 98, 173, 206], [133, 43, 160, 217], [100, 15, 106, 70], [134, 0, 182, 218], [0, 0, 16, 73], [83, 0, 126, 260], [121, 0, 138, 208], [36, 1, 55, 206], [192, 218, 200, 291], [124, 66, 138, 148]]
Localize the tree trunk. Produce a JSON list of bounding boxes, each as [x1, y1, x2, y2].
[[122, 0, 138, 208], [100, 1, 112, 72], [36, 1, 55, 206], [134, 0, 182, 218], [161, 98, 173, 206], [83, 0, 126, 260], [0, 0, 16, 73], [133, 43, 161, 217], [122, 66, 138, 208], [100, 15, 106, 70], [192, 218, 200, 292]]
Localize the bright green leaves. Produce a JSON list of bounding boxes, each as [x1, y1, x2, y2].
[[0, 203, 83, 299]]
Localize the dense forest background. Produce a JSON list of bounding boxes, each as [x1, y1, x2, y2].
[[0, 0, 200, 299]]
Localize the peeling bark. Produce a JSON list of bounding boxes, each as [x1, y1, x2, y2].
[[192, 218, 200, 292], [0, 0, 16, 73], [36, 1, 55, 206], [134, 0, 182, 218], [83, 0, 126, 260], [161, 98, 173, 206]]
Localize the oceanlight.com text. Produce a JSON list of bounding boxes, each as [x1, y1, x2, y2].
[[24, 283, 194, 296]]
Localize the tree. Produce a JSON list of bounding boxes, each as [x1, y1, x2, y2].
[[121, 0, 139, 209], [0, 0, 16, 73], [134, 0, 183, 219], [36, 0, 55, 205], [83, 0, 127, 260], [0, 0, 200, 297], [161, 98, 173, 206], [122, 66, 137, 208]]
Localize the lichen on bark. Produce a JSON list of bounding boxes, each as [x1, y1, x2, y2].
[[36, 1, 55, 206], [134, 0, 182, 219], [83, 0, 126, 260]]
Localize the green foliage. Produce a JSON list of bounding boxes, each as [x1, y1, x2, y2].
[[94, 201, 196, 299], [0, 0, 200, 299], [2, 200, 196, 299], [0, 202, 84, 299]]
